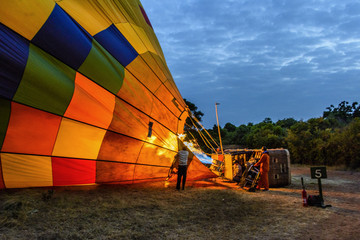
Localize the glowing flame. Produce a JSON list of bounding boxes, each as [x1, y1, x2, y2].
[[178, 133, 186, 141], [177, 133, 212, 164]]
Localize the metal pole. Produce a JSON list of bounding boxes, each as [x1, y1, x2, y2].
[[318, 178, 324, 204], [215, 103, 224, 155]]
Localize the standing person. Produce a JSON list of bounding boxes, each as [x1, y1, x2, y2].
[[175, 146, 190, 190], [232, 160, 242, 184], [254, 146, 270, 191]]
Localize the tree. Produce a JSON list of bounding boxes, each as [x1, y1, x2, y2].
[[183, 98, 360, 169], [183, 99, 204, 134], [276, 118, 298, 129], [184, 99, 204, 122], [323, 101, 359, 123], [224, 122, 236, 132]]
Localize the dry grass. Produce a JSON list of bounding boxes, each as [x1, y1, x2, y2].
[[0, 166, 359, 240]]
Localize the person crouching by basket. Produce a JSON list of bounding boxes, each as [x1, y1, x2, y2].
[[175, 146, 191, 190], [254, 146, 270, 191]]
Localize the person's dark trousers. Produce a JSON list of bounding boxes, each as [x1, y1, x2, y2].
[[176, 165, 187, 190]]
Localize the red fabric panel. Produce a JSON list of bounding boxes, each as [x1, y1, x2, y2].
[[52, 157, 96, 186]]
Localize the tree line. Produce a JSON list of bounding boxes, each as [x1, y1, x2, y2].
[[184, 100, 360, 170]]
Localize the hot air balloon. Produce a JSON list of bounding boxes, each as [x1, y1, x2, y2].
[[0, 0, 216, 189]]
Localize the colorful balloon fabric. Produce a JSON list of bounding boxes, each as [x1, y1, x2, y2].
[[0, 0, 216, 189]]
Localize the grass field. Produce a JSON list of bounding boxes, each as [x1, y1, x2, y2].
[[1, 166, 359, 240]]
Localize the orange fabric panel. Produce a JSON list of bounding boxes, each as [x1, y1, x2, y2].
[[136, 143, 177, 166], [117, 69, 153, 115], [52, 118, 106, 159], [108, 97, 149, 140], [2, 102, 61, 155], [1, 153, 53, 188], [163, 80, 186, 110], [97, 131, 143, 163], [150, 95, 179, 133], [126, 56, 162, 93], [177, 110, 188, 135], [96, 161, 135, 183], [154, 84, 182, 117], [186, 156, 218, 181], [133, 164, 169, 180], [64, 72, 115, 129]]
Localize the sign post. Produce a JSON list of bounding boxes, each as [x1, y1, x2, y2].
[[310, 166, 328, 207]]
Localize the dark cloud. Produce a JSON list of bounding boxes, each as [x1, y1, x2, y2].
[[142, 0, 360, 128]]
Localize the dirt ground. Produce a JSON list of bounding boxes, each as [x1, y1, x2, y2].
[[0, 165, 359, 239], [186, 165, 360, 240], [281, 166, 360, 240]]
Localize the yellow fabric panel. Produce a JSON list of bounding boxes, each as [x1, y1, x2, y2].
[[150, 123, 178, 150], [136, 143, 176, 166], [115, 1, 166, 60], [141, 52, 167, 83], [147, 52, 187, 110], [129, 24, 156, 54], [118, 0, 140, 21], [111, 0, 158, 55], [115, 23, 148, 54], [126, 56, 162, 93], [57, 0, 111, 36], [117, 69, 153, 115], [52, 118, 106, 159], [1, 153, 53, 188], [64, 73, 115, 129], [0, 0, 55, 40]]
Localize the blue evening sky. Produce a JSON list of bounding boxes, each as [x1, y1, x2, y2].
[[142, 0, 360, 128]]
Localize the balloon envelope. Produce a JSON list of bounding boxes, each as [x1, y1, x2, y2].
[[0, 0, 216, 189]]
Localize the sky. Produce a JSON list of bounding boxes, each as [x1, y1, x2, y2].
[[141, 0, 360, 129]]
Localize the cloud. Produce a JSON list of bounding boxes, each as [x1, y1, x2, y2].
[[142, 0, 360, 128]]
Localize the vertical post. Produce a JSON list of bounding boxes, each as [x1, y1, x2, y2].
[[215, 103, 224, 155], [318, 178, 324, 204]]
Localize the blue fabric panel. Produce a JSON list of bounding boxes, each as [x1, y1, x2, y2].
[[94, 24, 138, 67], [0, 23, 29, 100], [31, 4, 92, 70]]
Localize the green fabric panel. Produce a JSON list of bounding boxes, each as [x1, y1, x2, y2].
[[13, 44, 75, 116], [78, 39, 124, 95], [0, 98, 11, 150]]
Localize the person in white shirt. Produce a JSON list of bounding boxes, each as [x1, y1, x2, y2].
[[175, 146, 190, 190]]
